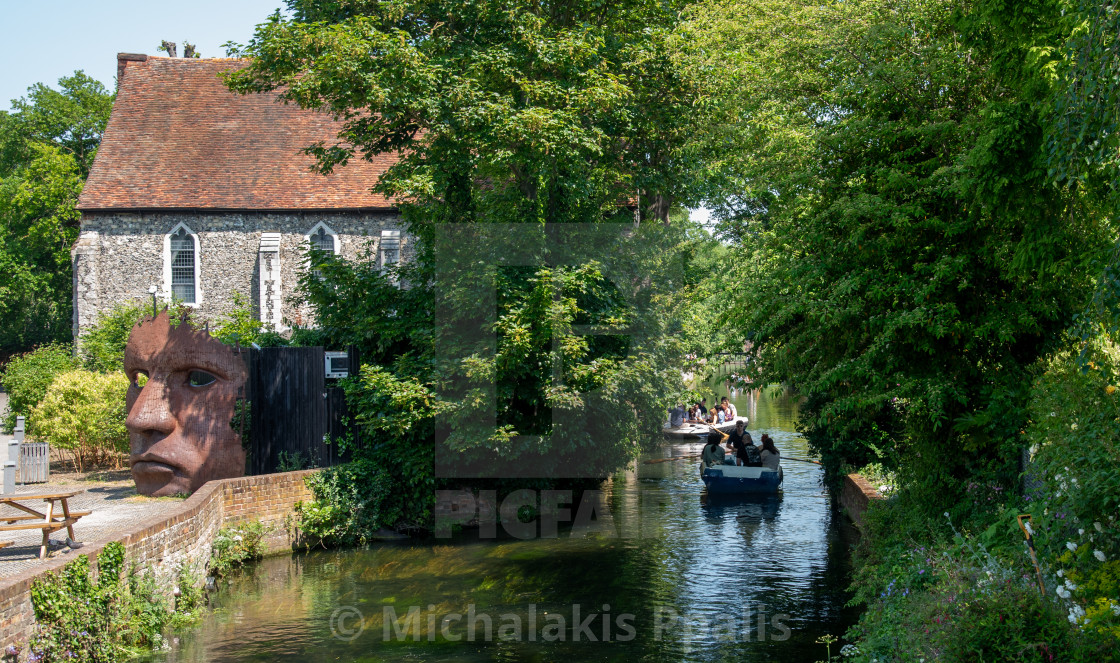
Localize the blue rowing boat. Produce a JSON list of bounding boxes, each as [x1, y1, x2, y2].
[[701, 465, 782, 495]]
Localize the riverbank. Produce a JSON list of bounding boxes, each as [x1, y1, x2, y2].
[[0, 470, 316, 652]]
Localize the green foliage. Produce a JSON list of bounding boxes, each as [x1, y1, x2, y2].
[[230, 0, 721, 226], [30, 370, 129, 472], [0, 142, 84, 355], [168, 566, 206, 629], [291, 459, 397, 548], [210, 291, 289, 347], [682, 0, 1112, 512], [276, 450, 316, 472], [210, 521, 270, 578], [0, 342, 78, 433], [1026, 339, 1120, 639], [848, 529, 1110, 662], [28, 542, 199, 662], [7, 71, 113, 177], [1, 72, 113, 358], [78, 300, 149, 373]]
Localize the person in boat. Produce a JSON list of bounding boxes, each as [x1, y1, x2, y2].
[[669, 403, 686, 428], [742, 432, 763, 467], [722, 396, 738, 419], [725, 420, 747, 465], [699, 399, 709, 421], [713, 405, 726, 425], [700, 430, 730, 470], [760, 434, 781, 474]]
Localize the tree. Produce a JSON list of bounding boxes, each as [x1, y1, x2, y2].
[[227, 1, 727, 526], [681, 0, 1114, 512], [227, 0, 716, 225], [7, 71, 113, 178], [0, 72, 113, 359]]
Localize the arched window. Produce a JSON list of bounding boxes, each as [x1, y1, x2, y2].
[[305, 222, 339, 254], [164, 223, 200, 304]]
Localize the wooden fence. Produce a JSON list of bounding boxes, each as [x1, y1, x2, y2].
[[246, 346, 357, 475]]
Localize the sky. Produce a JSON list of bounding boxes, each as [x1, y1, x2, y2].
[[0, 0, 286, 110]]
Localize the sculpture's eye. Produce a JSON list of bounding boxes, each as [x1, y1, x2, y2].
[[132, 371, 149, 388], [188, 370, 217, 387]]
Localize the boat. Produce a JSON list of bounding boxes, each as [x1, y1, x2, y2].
[[663, 416, 749, 439], [701, 465, 782, 495]]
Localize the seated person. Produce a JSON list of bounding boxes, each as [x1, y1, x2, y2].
[[741, 432, 763, 467], [726, 420, 749, 466], [669, 404, 686, 428], [700, 431, 732, 470], [721, 396, 738, 419], [760, 434, 781, 472]]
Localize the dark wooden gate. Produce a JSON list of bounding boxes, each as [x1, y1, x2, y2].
[[247, 346, 355, 474]]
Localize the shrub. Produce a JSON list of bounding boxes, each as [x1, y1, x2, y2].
[[1025, 340, 1120, 640], [291, 459, 396, 548], [211, 291, 288, 347], [28, 541, 201, 662], [848, 522, 1112, 662], [78, 300, 149, 373], [30, 370, 128, 472], [210, 521, 269, 578], [0, 343, 79, 433]]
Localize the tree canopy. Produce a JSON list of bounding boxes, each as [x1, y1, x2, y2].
[[0, 72, 113, 359], [229, 0, 729, 502], [679, 0, 1115, 509]]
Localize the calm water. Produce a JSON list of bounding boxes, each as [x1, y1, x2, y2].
[[150, 382, 859, 662]]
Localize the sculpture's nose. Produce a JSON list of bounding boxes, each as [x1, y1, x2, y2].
[[127, 376, 175, 451]]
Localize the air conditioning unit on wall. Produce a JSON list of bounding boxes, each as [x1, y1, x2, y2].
[[324, 351, 349, 379]]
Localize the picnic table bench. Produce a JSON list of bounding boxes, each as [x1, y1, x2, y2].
[[0, 490, 88, 559]]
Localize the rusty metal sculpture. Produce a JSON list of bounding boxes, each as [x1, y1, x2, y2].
[[124, 310, 247, 496]]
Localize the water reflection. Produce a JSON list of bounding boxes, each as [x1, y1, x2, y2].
[[148, 383, 858, 663]]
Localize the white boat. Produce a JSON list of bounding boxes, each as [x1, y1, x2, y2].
[[663, 416, 749, 439]]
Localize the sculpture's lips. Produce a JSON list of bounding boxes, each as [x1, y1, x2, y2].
[[131, 459, 180, 476]]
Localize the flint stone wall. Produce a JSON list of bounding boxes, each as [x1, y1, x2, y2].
[[72, 211, 406, 337]]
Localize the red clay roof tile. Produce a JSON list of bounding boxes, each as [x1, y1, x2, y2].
[[79, 55, 397, 211]]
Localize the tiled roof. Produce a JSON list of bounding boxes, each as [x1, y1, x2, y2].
[[79, 55, 398, 211]]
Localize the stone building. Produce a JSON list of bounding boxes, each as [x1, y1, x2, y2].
[[74, 53, 406, 336]]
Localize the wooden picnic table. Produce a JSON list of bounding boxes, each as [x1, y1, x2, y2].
[[0, 490, 89, 560]]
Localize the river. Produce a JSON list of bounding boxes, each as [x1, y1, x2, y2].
[[148, 383, 859, 662]]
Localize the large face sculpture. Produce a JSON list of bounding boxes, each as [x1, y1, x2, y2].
[[124, 311, 247, 496]]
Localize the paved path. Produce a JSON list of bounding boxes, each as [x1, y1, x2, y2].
[[0, 473, 188, 578]]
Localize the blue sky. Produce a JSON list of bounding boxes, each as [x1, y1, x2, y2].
[[0, 0, 285, 110]]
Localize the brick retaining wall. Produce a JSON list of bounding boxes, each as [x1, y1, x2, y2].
[[840, 473, 883, 533], [0, 470, 316, 651]]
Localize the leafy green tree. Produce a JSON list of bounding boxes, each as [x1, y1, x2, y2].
[[682, 0, 1113, 512], [227, 0, 718, 226], [210, 292, 288, 347], [7, 71, 113, 177], [227, 0, 723, 518], [0, 72, 113, 359], [0, 343, 80, 433]]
